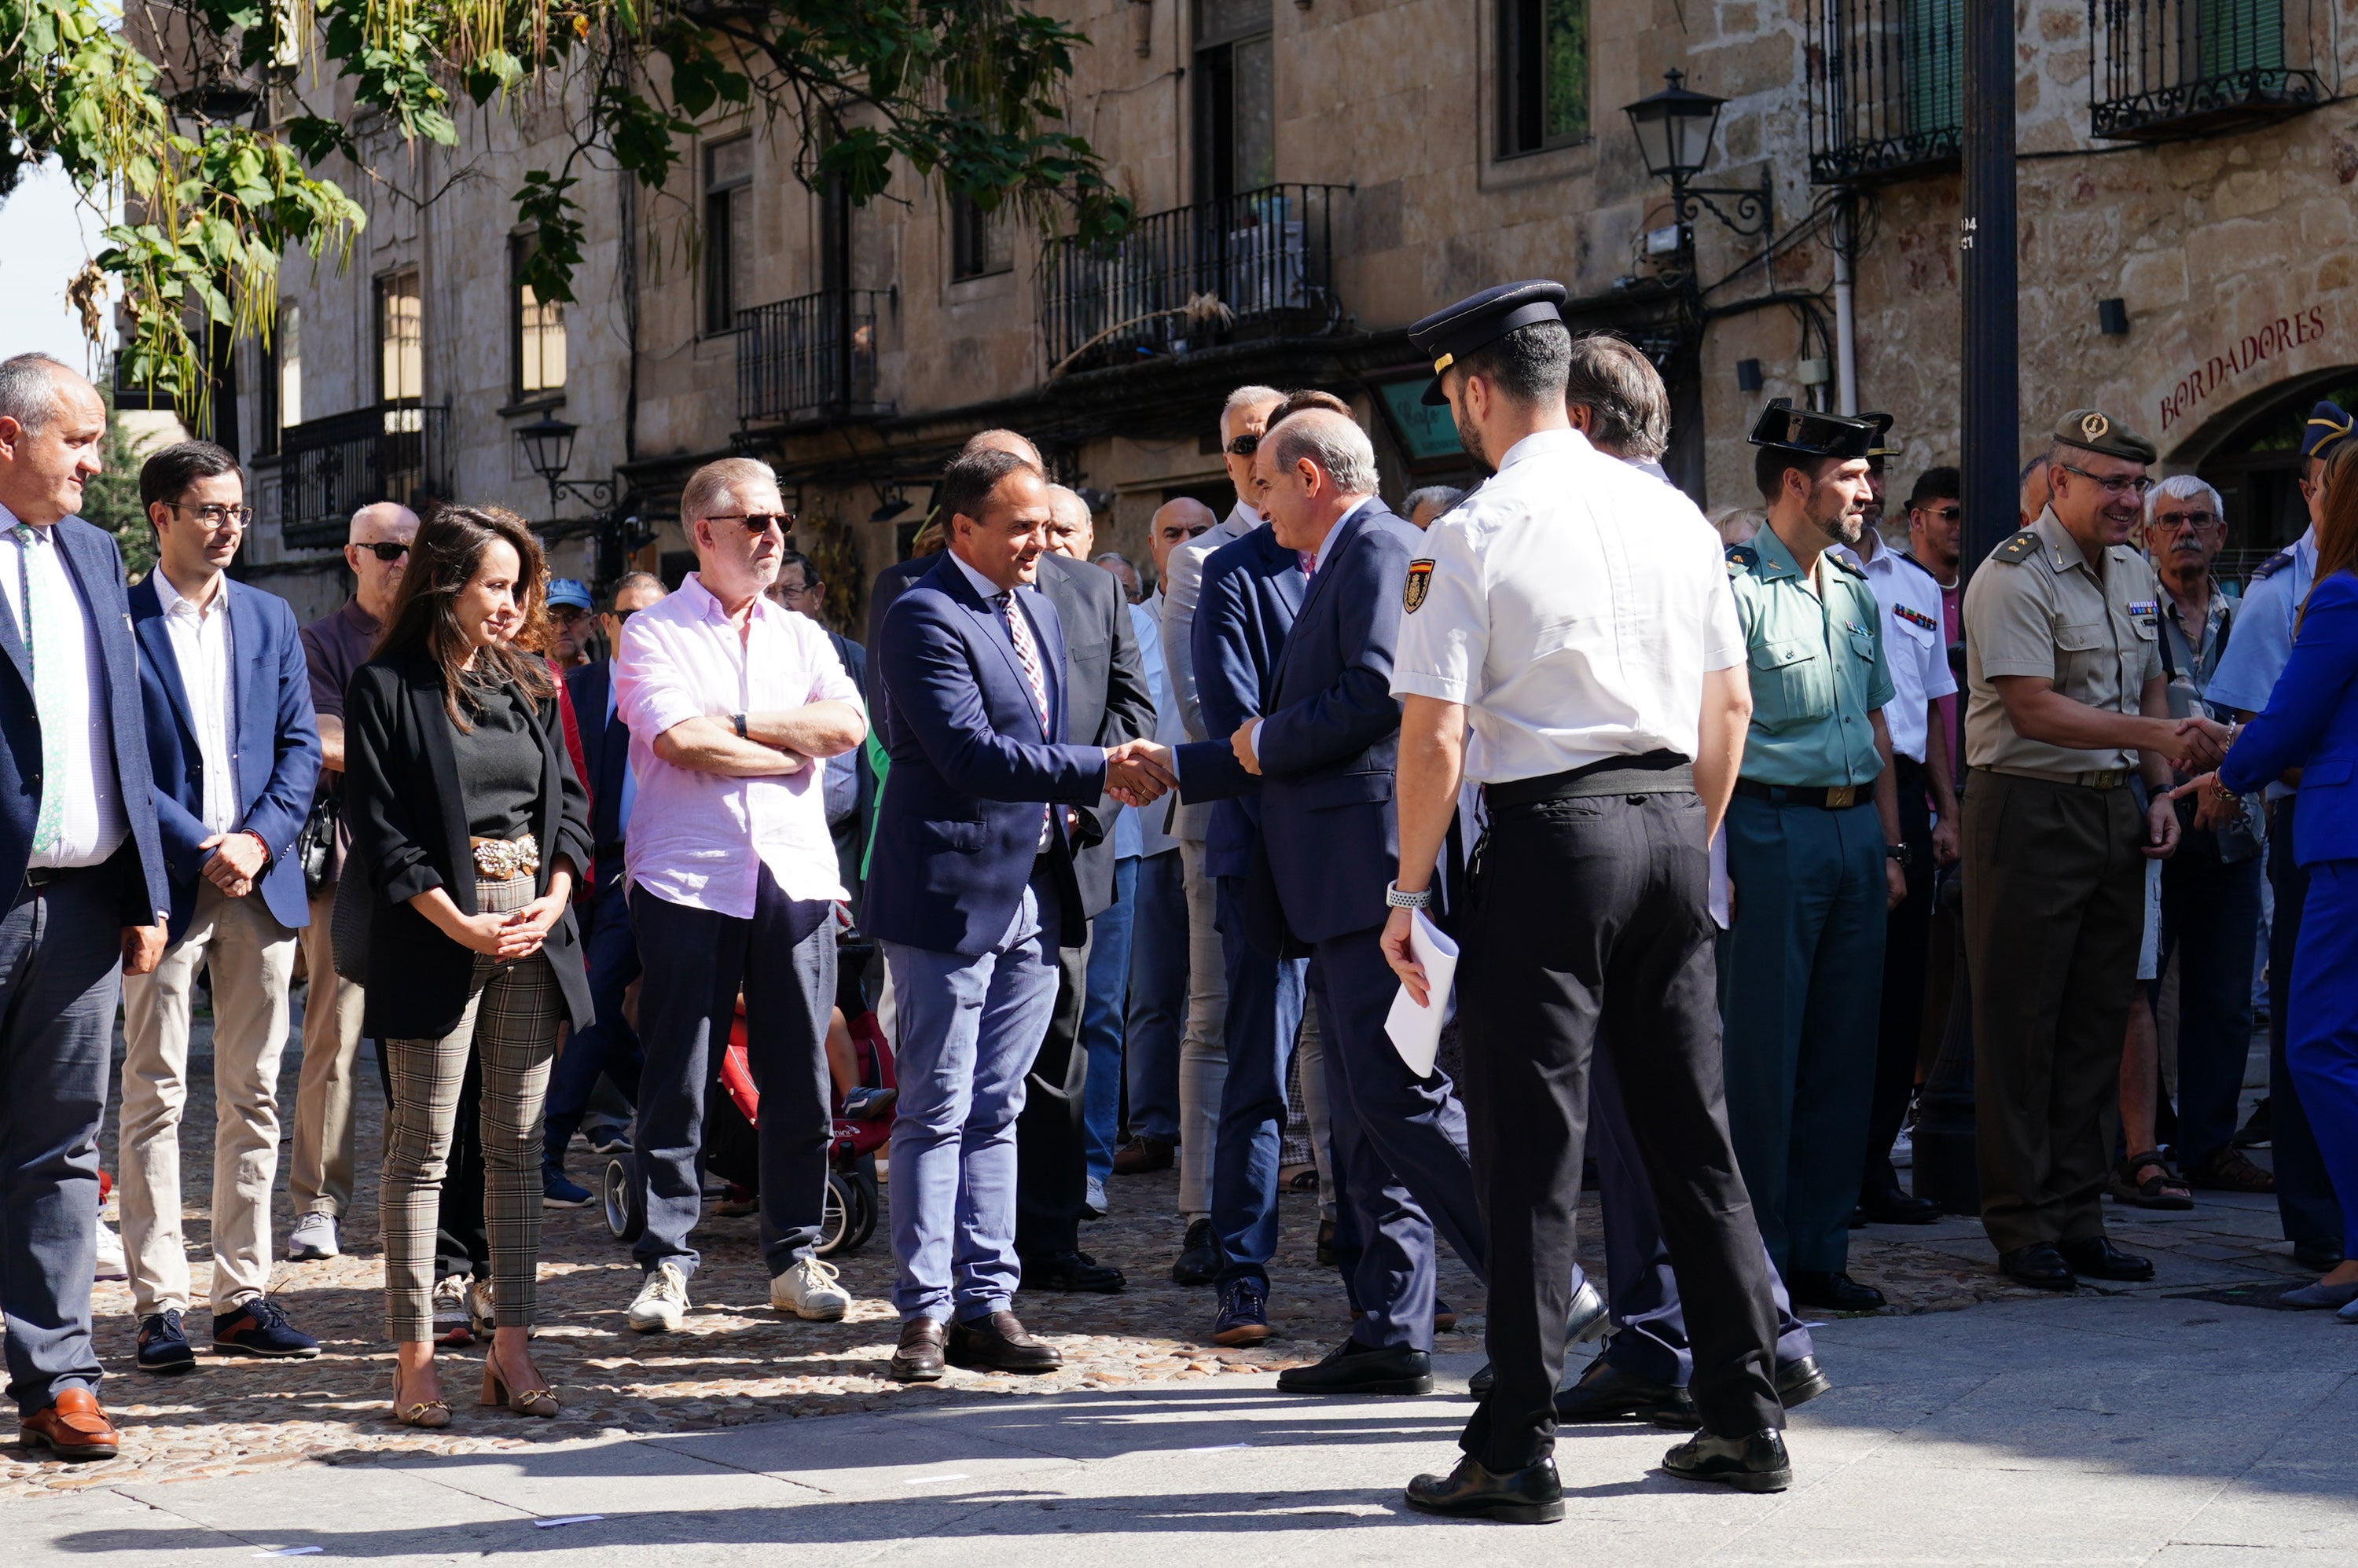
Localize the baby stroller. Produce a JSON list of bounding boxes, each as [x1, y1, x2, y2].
[[602, 936, 894, 1258]]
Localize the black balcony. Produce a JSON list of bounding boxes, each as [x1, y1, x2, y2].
[[736, 289, 886, 427], [2091, 0, 2327, 140], [1040, 185, 1346, 376], [1805, 0, 1963, 184], [273, 402, 450, 552]]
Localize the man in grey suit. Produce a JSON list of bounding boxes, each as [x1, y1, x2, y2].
[[0, 354, 172, 1461], [1156, 384, 1284, 1283]]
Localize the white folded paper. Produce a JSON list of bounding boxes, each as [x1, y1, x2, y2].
[[1383, 909, 1460, 1078]]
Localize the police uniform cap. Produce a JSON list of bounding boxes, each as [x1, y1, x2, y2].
[[1746, 397, 1893, 461], [1406, 280, 1567, 406], [2301, 400, 2352, 461], [2051, 408, 2157, 465]]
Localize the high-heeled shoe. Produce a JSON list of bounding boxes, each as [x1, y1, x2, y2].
[[481, 1342, 560, 1417], [391, 1366, 451, 1429]]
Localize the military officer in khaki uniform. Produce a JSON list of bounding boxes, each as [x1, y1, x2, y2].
[[1961, 408, 2229, 1290]]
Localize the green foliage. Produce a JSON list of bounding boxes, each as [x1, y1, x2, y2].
[[79, 373, 159, 578]]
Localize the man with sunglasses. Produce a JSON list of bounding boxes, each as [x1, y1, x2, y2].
[[1961, 409, 2229, 1290], [287, 501, 417, 1265]]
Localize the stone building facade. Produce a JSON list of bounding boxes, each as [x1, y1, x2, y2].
[[229, 0, 2358, 625]]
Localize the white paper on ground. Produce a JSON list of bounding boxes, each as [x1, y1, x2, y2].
[[534, 1516, 605, 1529], [254, 1551, 324, 1559], [1383, 909, 1460, 1078]]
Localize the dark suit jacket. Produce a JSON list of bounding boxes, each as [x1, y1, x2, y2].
[[825, 629, 876, 898], [345, 651, 594, 1039], [1032, 552, 1155, 916], [865, 554, 937, 724], [0, 516, 169, 922], [1176, 501, 1412, 946], [868, 556, 1108, 956], [565, 658, 627, 893], [1191, 523, 1307, 881], [129, 575, 321, 941]]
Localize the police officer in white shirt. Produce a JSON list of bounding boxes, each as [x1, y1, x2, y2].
[[1382, 282, 1789, 1518]]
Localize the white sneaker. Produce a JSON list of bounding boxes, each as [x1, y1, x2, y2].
[[628, 1262, 690, 1332], [432, 1273, 475, 1346], [286, 1212, 340, 1261], [770, 1257, 850, 1321], [93, 1217, 127, 1282], [1084, 1176, 1109, 1218]]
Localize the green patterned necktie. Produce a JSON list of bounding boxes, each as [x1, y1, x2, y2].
[[13, 524, 67, 854]]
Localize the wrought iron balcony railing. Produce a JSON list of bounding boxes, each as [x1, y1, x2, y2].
[[1806, 0, 1963, 184], [736, 288, 886, 426], [2091, 0, 2327, 140], [1040, 185, 1346, 376], [273, 402, 450, 552]]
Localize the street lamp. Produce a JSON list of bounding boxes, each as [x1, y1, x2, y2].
[[1622, 68, 1773, 242], [515, 412, 637, 586]]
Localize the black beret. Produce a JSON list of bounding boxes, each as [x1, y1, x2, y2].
[[1746, 398, 1894, 461], [1406, 280, 1567, 406], [2301, 400, 2352, 461], [2051, 408, 2157, 465]]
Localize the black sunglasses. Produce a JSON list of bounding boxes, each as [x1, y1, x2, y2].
[[707, 512, 795, 534], [356, 542, 410, 563], [1225, 433, 1260, 457]]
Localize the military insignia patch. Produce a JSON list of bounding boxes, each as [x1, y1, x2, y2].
[[2128, 600, 2159, 624], [1403, 560, 1434, 612], [2081, 411, 2110, 442], [1893, 603, 1939, 632]]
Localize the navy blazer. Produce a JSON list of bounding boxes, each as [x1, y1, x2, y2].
[[2221, 568, 2358, 865], [1034, 552, 1157, 916], [566, 658, 626, 858], [1191, 521, 1307, 880], [130, 575, 321, 942], [867, 554, 1110, 957], [0, 516, 169, 923], [1177, 502, 1412, 946]]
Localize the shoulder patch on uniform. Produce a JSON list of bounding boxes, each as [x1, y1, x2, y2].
[[1893, 549, 1937, 580], [2250, 546, 2297, 582], [1724, 543, 1760, 575], [1403, 559, 1434, 613], [1829, 552, 1868, 579], [1992, 530, 2042, 565]]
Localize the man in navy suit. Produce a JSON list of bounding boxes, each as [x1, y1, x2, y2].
[[121, 442, 322, 1374], [1176, 409, 1486, 1397], [869, 446, 1173, 1383], [0, 354, 172, 1461]]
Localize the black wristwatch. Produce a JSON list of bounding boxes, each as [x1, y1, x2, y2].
[[1886, 843, 1914, 868], [731, 712, 748, 739]]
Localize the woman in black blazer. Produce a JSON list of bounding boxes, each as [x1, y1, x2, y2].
[[345, 505, 592, 1427]]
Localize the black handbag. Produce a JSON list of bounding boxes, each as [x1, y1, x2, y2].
[[296, 787, 340, 898]]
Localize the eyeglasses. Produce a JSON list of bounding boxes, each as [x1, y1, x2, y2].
[[2055, 464, 2154, 498], [549, 604, 590, 622], [706, 512, 795, 534], [355, 542, 410, 563], [1224, 432, 1260, 458], [2153, 511, 2220, 531], [169, 502, 252, 530], [1914, 504, 1961, 523], [610, 606, 641, 624]]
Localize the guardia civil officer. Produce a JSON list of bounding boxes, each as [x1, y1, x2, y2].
[[1384, 281, 1789, 1520], [1962, 409, 2228, 1290], [1722, 402, 1908, 1313]]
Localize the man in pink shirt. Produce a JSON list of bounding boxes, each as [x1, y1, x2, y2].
[[611, 457, 868, 1334]]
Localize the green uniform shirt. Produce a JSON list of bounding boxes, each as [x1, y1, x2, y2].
[[1728, 523, 1895, 788]]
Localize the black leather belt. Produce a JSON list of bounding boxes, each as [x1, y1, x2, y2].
[[1486, 750, 1695, 811], [1733, 777, 1879, 810]]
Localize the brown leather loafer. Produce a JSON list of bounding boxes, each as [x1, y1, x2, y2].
[[1112, 1137, 1174, 1176], [890, 1317, 946, 1383], [946, 1310, 1063, 1374], [20, 1388, 119, 1462]]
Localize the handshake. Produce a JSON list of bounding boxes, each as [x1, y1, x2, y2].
[[1104, 739, 1179, 807], [2157, 714, 2233, 773]]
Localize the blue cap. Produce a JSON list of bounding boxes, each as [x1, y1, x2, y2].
[[547, 578, 593, 612], [2301, 401, 2352, 461]]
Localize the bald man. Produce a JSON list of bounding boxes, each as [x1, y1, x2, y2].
[[285, 500, 421, 1262], [1046, 487, 1096, 561]]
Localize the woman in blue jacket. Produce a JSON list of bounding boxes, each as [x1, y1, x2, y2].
[[2184, 441, 2358, 1313]]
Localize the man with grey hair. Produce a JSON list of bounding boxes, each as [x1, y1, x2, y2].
[[0, 352, 171, 1460], [1045, 487, 1095, 560], [1093, 551, 1140, 603], [1404, 487, 1465, 530], [286, 499, 419, 1265], [1157, 383, 1284, 1283]]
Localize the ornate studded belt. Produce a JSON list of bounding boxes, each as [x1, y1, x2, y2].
[[470, 835, 540, 880]]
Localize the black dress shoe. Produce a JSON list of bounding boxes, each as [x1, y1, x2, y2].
[[1171, 1217, 1221, 1286], [1023, 1250, 1126, 1293], [1662, 1428, 1792, 1493], [1276, 1337, 1434, 1396], [2296, 1240, 2348, 1273], [890, 1317, 946, 1383], [946, 1310, 1063, 1374], [1405, 1452, 1564, 1524], [2058, 1235, 2154, 1281], [1997, 1244, 2077, 1290], [1859, 1188, 1941, 1225], [1555, 1358, 1693, 1423], [1470, 1280, 1607, 1398], [1787, 1270, 1886, 1311], [1651, 1354, 1830, 1430]]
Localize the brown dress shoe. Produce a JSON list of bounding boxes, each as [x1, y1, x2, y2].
[[20, 1388, 119, 1462], [946, 1311, 1063, 1374], [891, 1318, 946, 1383], [1111, 1137, 1174, 1176], [2183, 1146, 2275, 1193]]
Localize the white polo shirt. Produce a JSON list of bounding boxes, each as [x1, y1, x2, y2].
[[1832, 534, 1956, 764]]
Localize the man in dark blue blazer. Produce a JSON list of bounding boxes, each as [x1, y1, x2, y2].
[[868, 447, 1174, 1383], [1177, 409, 1485, 1397], [0, 354, 172, 1460], [120, 442, 322, 1373]]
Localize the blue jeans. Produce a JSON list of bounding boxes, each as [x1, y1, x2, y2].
[[544, 867, 642, 1173], [1080, 857, 1139, 1186], [1123, 849, 1186, 1144], [883, 872, 1062, 1324]]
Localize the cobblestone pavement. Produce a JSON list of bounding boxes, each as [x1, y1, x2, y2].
[[2, 994, 2305, 1500]]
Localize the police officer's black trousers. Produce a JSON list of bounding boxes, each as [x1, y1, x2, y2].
[[1456, 791, 1782, 1472], [1862, 755, 1936, 1203]]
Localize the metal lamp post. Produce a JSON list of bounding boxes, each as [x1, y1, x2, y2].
[[516, 413, 637, 587], [1622, 70, 1775, 248]]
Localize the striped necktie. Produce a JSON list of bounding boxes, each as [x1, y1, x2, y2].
[[13, 525, 66, 854], [996, 591, 1051, 735]]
